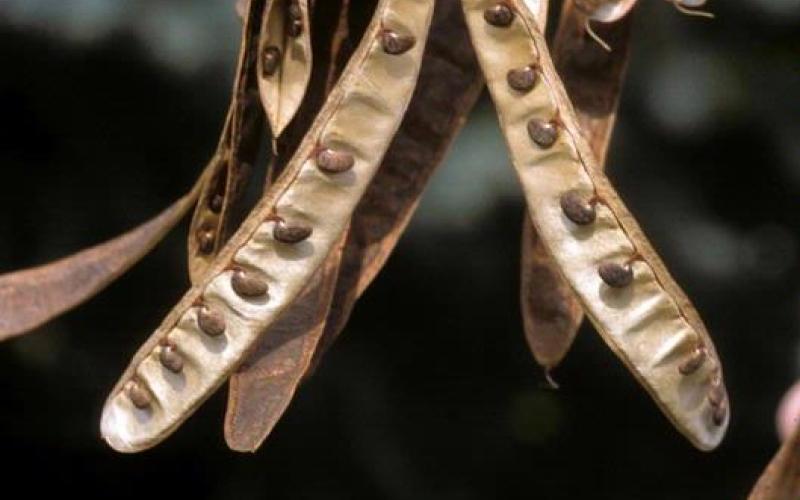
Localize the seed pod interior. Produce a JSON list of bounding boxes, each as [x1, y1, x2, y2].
[[101, 0, 434, 453], [462, 0, 728, 450], [259, 0, 314, 137]]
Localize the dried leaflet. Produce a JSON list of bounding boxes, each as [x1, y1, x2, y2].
[[187, 0, 265, 283], [224, 0, 351, 452], [521, 0, 633, 378], [258, 0, 313, 138], [0, 186, 202, 342], [101, 0, 434, 453], [462, 0, 728, 450], [749, 424, 800, 500], [310, 0, 485, 368]]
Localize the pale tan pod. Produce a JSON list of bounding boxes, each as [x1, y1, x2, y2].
[[462, 0, 728, 450], [520, 0, 633, 375], [100, 0, 434, 453], [258, 0, 313, 138]]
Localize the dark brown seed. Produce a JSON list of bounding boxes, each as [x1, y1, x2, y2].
[[507, 66, 537, 92], [484, 3, 515, 27], [711, 399, 728, 426], [708, 378, 726, 407], [380, 30, 415, 55], [209, 194, 224, 213], [598, 262, 634, 288], [196, 229, 215, 254], [126, 381, 151, 409], [287, 19, 303, 37], [527, 119, 559, 148], [159, 345, 184, 373], [262, 46, 281, 76], [231, 269, 268, 298], [316, 148, 354, 173], [678, 347, 707, 375], [560, 190, 596, 225], [198, 306, 226, 337], [273, 222, 313, 243], [287, 1, 301, 20]]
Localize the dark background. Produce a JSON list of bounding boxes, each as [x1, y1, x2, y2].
[[1, 1, 799, 498]]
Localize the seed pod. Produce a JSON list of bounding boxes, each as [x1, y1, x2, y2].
[[223, 0, 354, 453], [258, 0, 313, 138], [463, 0, 728, 450], [187, 0, 264, 283], [310, 0, 484, 373], [101, 0, 434, 453]]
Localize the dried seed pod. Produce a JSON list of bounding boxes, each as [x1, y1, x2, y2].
[[258, 0, 313, 137], [316, 148, 355, 173], [507, 65, 537, 92], [101, 0, 434, 453], [520, 0, 634, 381], [197, 306, 226, 337], [224, 0, 355, 452], [187, 0, 264, 283], [231, 269, 268, 297], [273, 220, 313, 243], [310, 0, 484, 374], [159, 344, 184, 373], [463, 0, 728, 450]]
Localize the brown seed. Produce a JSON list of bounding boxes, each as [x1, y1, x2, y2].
[[196, 229, 215, 254], [273, 221, 313, 243], [262, 46, 281, 76], [126, 381, 151, 409], [159, 344, 184, 373], [231, 268, 268, 297], [678, 347, 707, 375], [287, 0, 301, 20], [380, 30, 415, 55], [316, 148, 354, 173], [560, 190, 596, 225], [527, 119, 559, 148], [708, 378, 726, 407], [507, 66, 537, 92], [209, 193, 224, 213], [483, 3, 515, 27], [711, 399, 728, 426], [287, 19, 303, 37], [197, 306, 226, 337], [598, 262, 634, 288]]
